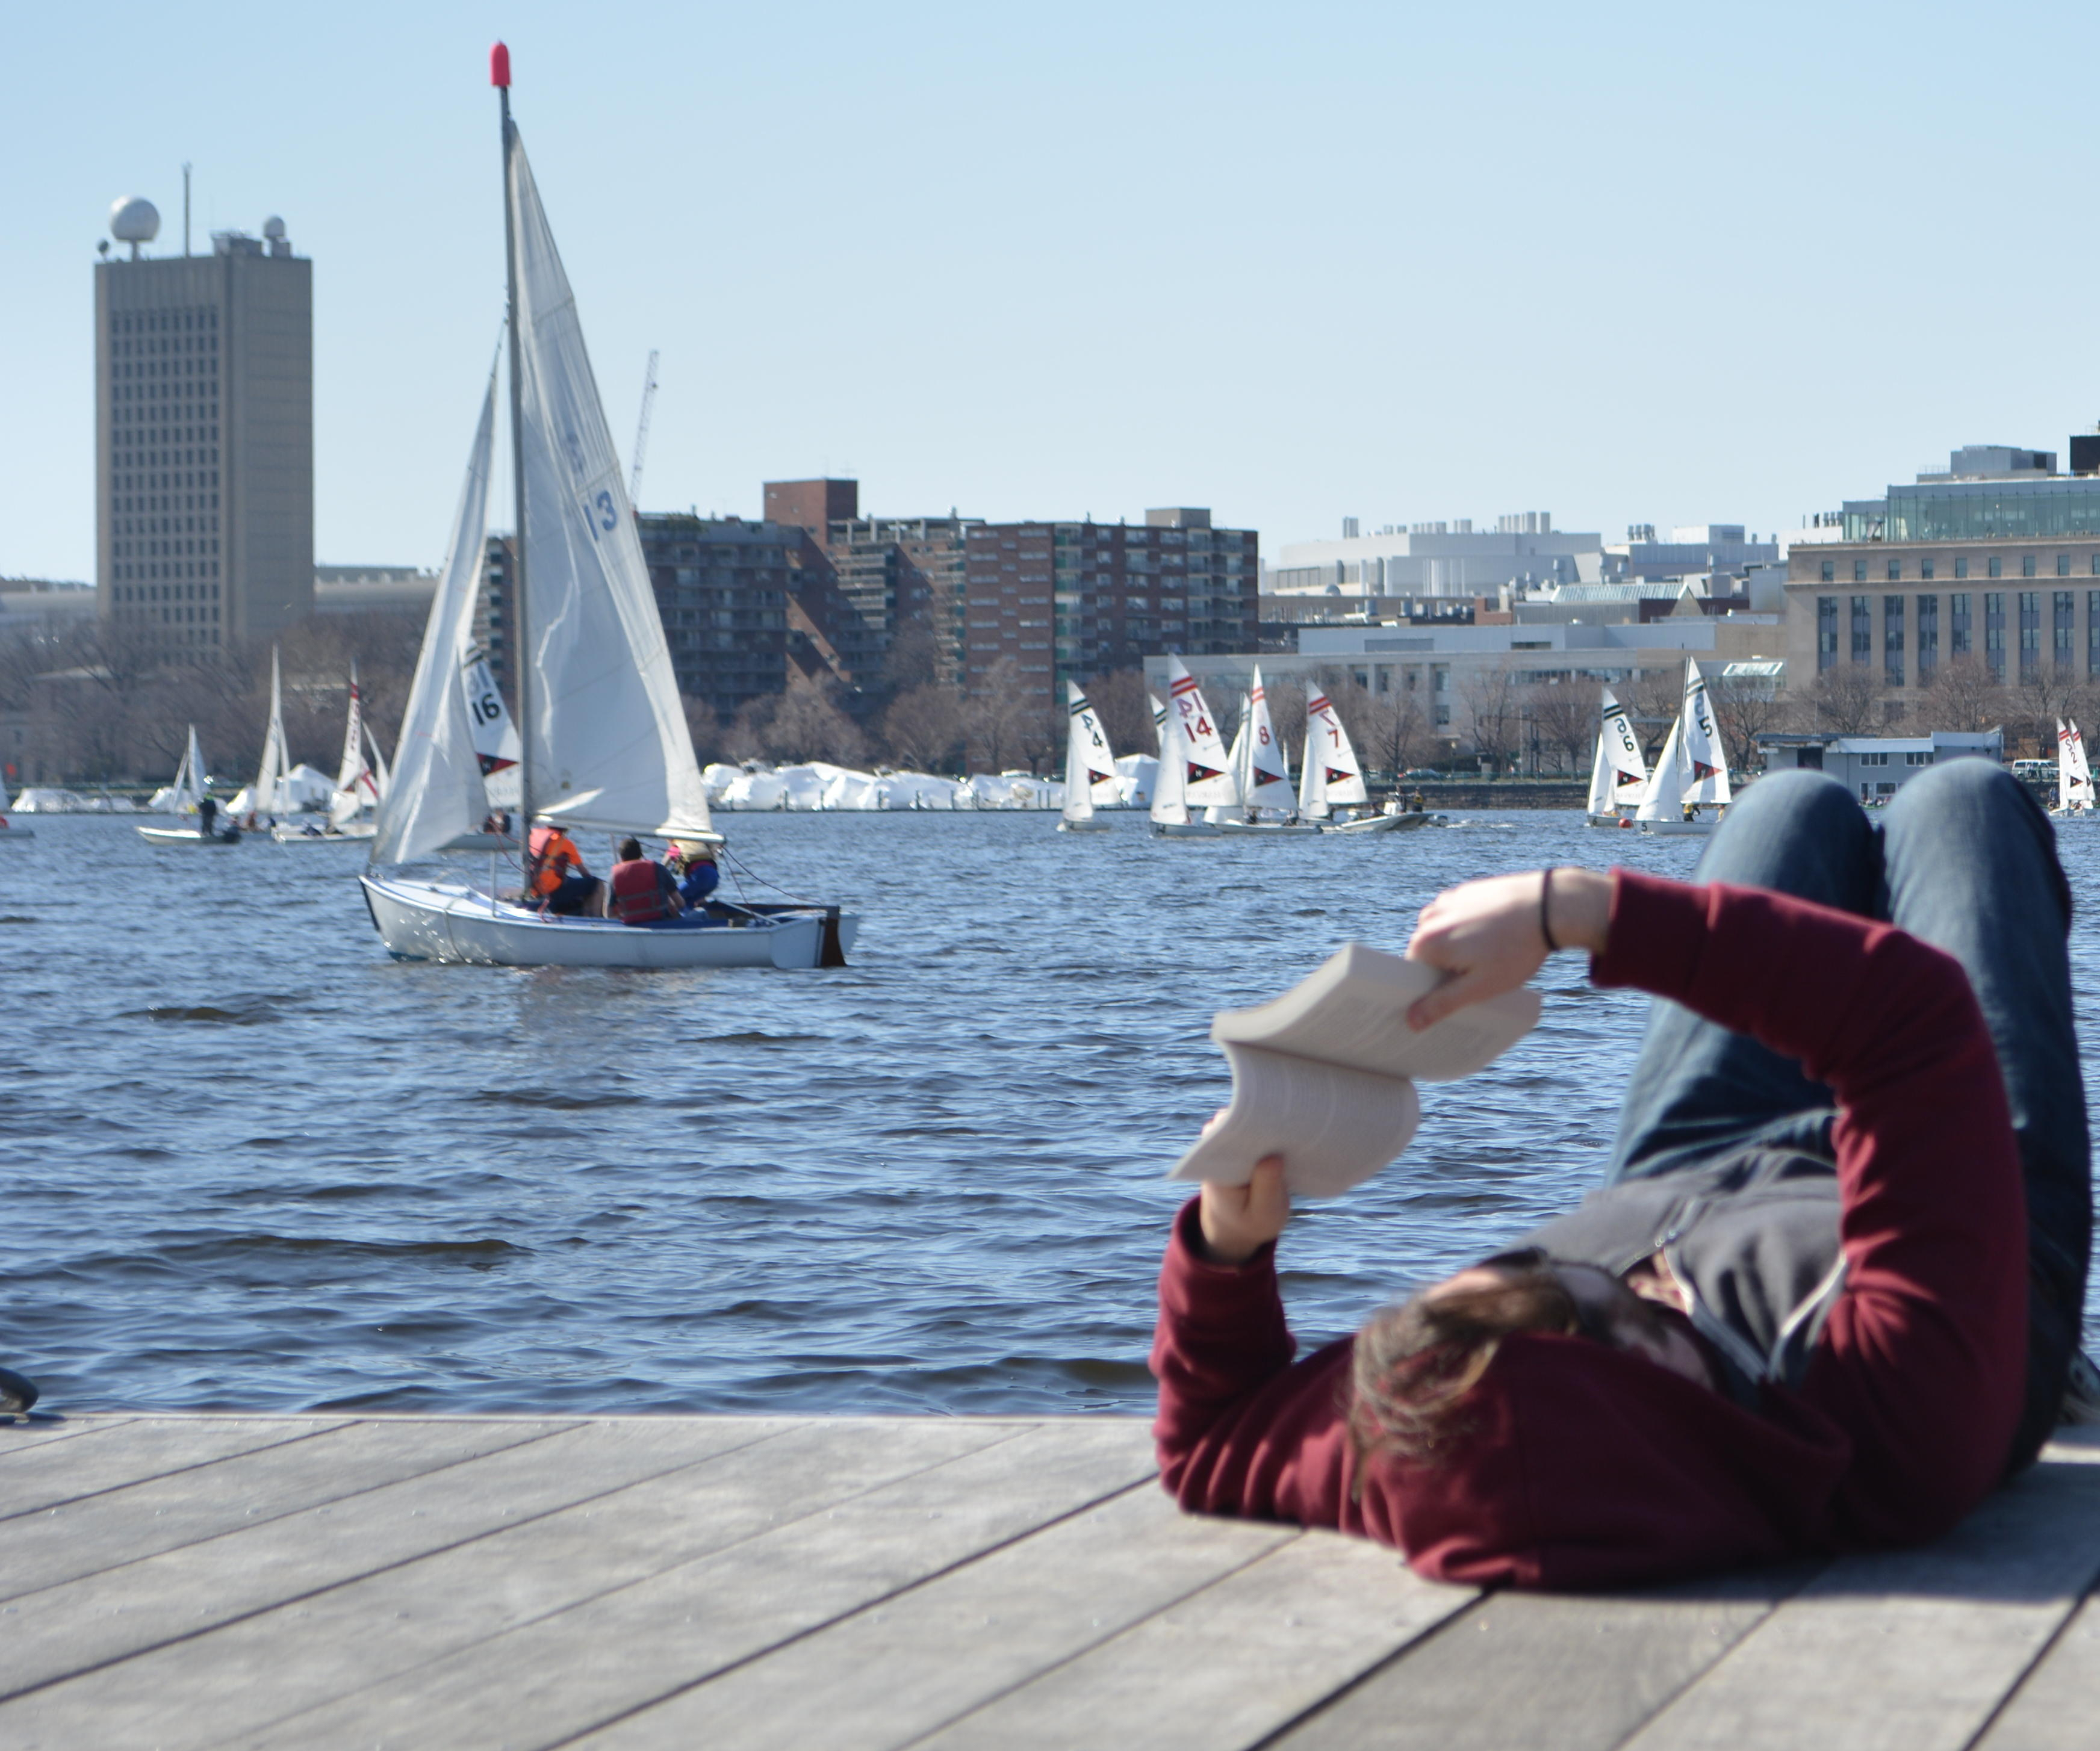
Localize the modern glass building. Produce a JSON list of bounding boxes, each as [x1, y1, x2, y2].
[[1841, 442, 2100, 542]]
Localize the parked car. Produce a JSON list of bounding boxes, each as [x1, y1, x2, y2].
[[1402, 768, 1444, 781]]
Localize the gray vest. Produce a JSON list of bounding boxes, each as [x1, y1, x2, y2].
[[1518, 1143, 1848, 1410]]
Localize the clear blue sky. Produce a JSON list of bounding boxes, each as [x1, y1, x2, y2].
[[7, 1, 2098, 581]]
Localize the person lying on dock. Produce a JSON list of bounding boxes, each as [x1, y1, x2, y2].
[[1152, 760, 2093, 1590], [526, 821, 604, 918], [607, 836, 685, 926]]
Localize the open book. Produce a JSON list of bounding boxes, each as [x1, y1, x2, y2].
[[1169, 943, 1540, 1198]]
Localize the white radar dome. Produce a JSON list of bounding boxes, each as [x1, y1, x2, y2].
[[109, 197, 160, 243], [262, 215, 286, 241]]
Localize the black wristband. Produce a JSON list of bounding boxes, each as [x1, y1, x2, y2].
[[1540, 866, 1560, 953]]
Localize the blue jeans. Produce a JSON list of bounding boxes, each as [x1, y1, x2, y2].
[[1607, 761, 2089, 1470]]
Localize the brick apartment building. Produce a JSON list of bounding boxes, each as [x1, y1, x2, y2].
[[961, 508, 1258, 714]]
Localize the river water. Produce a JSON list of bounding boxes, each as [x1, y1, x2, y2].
[[4, 809, 2096, 1417]]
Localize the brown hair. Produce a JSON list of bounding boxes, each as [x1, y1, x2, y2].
[[618, 837, 644, 861], [1349, 1249, 1594, 1470]]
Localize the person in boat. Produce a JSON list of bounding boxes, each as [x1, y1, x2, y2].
[[1152, 761, 2093, 1590], [526, 820, 605, 917], [480, 809, 514, 838], [607, 836, 685, 926], [667, 839, 721, 910], [197, 796, 219, 838]]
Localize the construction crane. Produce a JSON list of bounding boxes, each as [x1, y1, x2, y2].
[[628, 349, 660, 505]]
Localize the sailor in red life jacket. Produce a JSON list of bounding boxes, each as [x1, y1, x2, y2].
[[1152, 763, 2095, 1591], [607, 836, 684, 926]]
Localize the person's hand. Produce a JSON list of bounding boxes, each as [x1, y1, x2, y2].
[[1405, 867, 1612, 1031], [1199, 1156, 1290, 1265]]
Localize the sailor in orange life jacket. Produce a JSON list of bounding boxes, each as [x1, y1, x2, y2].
[[526, 821, 606, 917], [607, 836, 685, 926]]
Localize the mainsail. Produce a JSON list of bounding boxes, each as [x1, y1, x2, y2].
[[508, 128, 713, 840], [165, 725, 207, 814], [330, 663, 382, 827], [1300, 690, 1366, 818], [1062, 680, 1116, 824], [1677, 659, 1732, 807], [1587, 686, 1648, 816], [1243, 666, 1293, 809], [1151, 707, 1189, 826], [463, 645, 522, 809], [1636, 716, 1685, 821], [1166, 655, 1238, 807], [252, 646, 289, 820], [369, 373, 499, 866]]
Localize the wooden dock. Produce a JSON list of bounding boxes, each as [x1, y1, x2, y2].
[[1, 1412, 2095, 1749]]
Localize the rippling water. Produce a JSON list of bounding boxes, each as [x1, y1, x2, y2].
[[4, 808, 2096, 1417]]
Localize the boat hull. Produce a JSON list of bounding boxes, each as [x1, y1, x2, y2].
[[137, 825, 241, 846], [0, 826, 35, 840], [441, 832, 521, 852], [1586, 812, 1638, 829], [1320, 813, 1434, 835], [360, 873, 857, 970], [1151, 820, 1223, 838], [1217, 819, 1326, 837], [271, 825, 376, 845], [1055, 817, 1113, 832], [1640, 819, 1716, 836]]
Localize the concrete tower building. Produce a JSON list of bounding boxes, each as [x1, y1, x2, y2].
[[96, 197, 313, 649]]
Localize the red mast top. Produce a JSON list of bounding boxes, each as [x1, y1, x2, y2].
[[490, 42, 511, 88]]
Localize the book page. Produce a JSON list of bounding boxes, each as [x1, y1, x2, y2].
[[1167, 1044, 1421, 1199], [1211, 943, 1538, 1082]]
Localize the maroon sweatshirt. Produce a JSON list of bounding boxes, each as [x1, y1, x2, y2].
[[1151, 870, 2030, 1589]]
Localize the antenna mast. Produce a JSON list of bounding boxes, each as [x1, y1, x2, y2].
[[182, 163, 191, 256], [629, 349, 659, 505], [493, 40, 531, 843]]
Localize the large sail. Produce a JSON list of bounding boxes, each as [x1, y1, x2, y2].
[[1151, 706, 1188, 825], [1210, 693, 1252, 825], [171, 725, 206, 814], [1302, 689, 1366, 817], [1062, 681, 1114, 823], [369, 373, 499, 866], [1636, 716, 1685, 820], [252, 647, 288, 820], [331, 663, 381, 826], [509, 129, 712, 840], [1589, 687, 1646, 815], [1166, 655, 1238, 806], [2075, 721, 2094, 810], [1244, 667, 1293, 809], [1679, 659, 1731, 807], [462, 645, 522, 810]]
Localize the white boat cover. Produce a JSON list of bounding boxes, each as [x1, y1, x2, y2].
[[371, 372, 499, 866], [509, 128, 713, 841]]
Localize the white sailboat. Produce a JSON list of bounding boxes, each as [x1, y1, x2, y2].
[[275, 665, 387, 843], [138, 725, 240, 843], [1585, 687, 1648, 828], [1151, 656, 1233, 837], [2054, 718, 2095, 818], [1057, 680, 1116, 832], [361, 52, 854, 969], [1219, 666, 1323, 835], [1299, 688, 1376, 823], [1638, 659, 1730, 835]]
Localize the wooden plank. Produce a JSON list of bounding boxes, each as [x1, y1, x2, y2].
[[1267, 1572, 1797, 1751], [0, 1417, 344, 1520], [907, 1530, 1477, 1751], [0, 1417, 591, 1700], [1974, 1595, 2100, 1751], [565, 1483, 1292, 1751], [0, 1415, 564, 1608], [10, 1416, 1006, 1750], [1623, 1437, 2100, 1751], [0, 1415, 135, 1460], [231, 1419, 1157, 1751]]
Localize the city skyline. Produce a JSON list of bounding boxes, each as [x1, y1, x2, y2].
[[7, 1, 2100, 583]]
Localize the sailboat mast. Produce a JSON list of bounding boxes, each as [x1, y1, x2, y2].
[[495, 43, 531, 838]]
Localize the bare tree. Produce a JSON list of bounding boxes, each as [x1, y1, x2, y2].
[[1457, 660, 1526, 775], [1355, 686, 1430, 779], [1621, 665, 1686, 763], [963, 658, 1057, 773], [880, 683, 966, 772], [1084, 668, 1157, 758], [762, 683, 869, 766], [1709, 673, 1791, 776], [1805, 662, 1887, 736], [880, 621, 943, 693], [1920, 656, 2004, 735], [2011, 666, 2091, 760], [1524, 680, 1595, 777]]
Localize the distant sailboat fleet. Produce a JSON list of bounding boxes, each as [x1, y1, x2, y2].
[[1586, 658, 1731, 835]]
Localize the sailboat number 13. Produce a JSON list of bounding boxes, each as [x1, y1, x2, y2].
[[583, 489, 617, 538]]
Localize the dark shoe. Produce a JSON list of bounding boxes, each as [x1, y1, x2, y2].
[[2062, 1350, 2100, 1427]]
